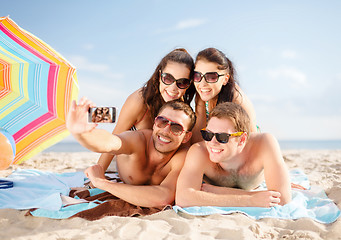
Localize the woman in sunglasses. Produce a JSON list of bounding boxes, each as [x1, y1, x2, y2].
[[97, 48, 195, 172], [191, 48, 257, 143]]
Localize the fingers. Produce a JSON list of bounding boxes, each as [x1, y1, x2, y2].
[[71, 100, 77, 111], [268, 191, 281, 207], [291, 183, 307, 190], [270, 191, 281, 198], [77, 97, 96, 110]]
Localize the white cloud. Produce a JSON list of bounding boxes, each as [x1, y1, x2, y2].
[[82, 43, 95, 51], [281, 49, 298, 59], [249, 94, 275, 103], [78, 76, 128, 106], [266, 66, 307, 89], [175, 19, 207, 30], [68, 55, 124, 80], [258, 114, 341, 140], [154, 18, 207, 34]]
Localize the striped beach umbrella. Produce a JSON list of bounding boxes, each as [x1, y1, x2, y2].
[[0, 16, 79, 164]]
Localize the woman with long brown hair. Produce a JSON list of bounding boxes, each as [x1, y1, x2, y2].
[[191, 48, 257, 143], [97, 48, 195, 171]]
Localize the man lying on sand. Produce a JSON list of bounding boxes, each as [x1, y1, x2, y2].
[[176, 102, 292, 208], [66, 97, 196, 207]]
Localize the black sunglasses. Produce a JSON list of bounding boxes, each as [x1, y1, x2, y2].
[[160, 72, 191, 89], [193, 71, 226, 83], [200, 129, 243, 144], [154, 116, 186, 136]]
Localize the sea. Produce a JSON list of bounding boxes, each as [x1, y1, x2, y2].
[[43, 140, 341, 152]]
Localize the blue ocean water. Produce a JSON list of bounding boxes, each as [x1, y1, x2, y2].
[[43, 140, 341, 152]]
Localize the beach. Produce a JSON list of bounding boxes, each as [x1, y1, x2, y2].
[[0, 150, 340, 240]]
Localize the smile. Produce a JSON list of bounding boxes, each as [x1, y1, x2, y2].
[[165, 90, 178, 98], [210, 147, 223, 153], [158, 135, 171, 143], [199, 88, 211, 93]]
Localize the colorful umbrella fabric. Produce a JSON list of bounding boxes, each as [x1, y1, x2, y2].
[[0, 16, 78, 164]]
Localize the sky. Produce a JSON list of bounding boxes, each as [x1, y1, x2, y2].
[[1, 0, 341, 141]]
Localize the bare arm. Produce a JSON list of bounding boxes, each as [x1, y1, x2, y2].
[[176, 143, 281, 208], [190, 94, 207, 144], [86, 150, 187, 207], [66, 98, 135, 155], [97, 89, 149, 171], [261, 133, 292, 205], [233, 85, 258, 132]]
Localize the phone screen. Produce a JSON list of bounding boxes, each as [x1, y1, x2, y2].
[[88, 107, 116, 123]]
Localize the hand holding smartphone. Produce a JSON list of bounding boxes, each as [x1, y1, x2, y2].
[[88, 107, 116, 123]]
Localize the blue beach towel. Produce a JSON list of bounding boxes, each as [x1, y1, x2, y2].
[[173, 169, 341, 224], [0, 169, 85, 210]]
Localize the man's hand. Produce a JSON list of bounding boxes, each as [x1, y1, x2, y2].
[[250, 190, 281, 208], [66, 97, 97, 134], [84, 164, 107, 188]]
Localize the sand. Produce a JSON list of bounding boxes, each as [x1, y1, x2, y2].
[[0, 150, 340, 240]]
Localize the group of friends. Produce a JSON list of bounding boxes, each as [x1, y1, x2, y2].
[[90, 107, 113, 123], [66, 47, 292, 208]]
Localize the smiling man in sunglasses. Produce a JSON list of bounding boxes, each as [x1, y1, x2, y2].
[[176, 102, 292, 208], [67, 98, 195, 207]]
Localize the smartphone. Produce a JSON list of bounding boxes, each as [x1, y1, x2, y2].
[[88, 107, 116, 123]]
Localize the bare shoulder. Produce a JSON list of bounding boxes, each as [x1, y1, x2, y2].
[[119, 128, 150, 145], [233, 84, 251, 106], [247, 133, 282, 167], [248, 133, 278, 149], [124, 88, 145, 108], [186, 142, 210, 166], [258, 133, 278, 148], [113, 88, 147, 133]]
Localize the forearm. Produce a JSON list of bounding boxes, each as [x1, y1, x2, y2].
[[73, 129, 122, 154], [96, 179, 174, 207], [97, 153, 116, 172], [176, 188, 253, 207]]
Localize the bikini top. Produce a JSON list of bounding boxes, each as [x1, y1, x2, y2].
[[205, 101, 210, 120], [130, 108, 149, 131]]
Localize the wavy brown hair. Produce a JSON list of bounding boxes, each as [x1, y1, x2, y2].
[[196, 48, 239, 104], [142, 48, 195, 119]]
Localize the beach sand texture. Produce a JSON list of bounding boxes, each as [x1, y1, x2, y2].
[[0, 150, 340, 240]]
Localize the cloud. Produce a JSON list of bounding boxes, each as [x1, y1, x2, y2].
[[266, 66, 307, 89], [174, 19, 207, 30], [81, 43, 95, 51], [154, 18, 207, 34], [68, 55, 124, 80], [281, 49, 298, 59]]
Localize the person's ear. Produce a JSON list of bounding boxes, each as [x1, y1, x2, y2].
[[238, 132, 248, 147], [223, 74, 230, 86], [182, 131, 192, 144]]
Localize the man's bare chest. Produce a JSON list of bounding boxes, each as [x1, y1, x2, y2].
[[116, 155, 171, 185], [204, 166, 264, 190]]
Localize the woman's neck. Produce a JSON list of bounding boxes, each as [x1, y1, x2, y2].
[[206, 97, 218, 113]]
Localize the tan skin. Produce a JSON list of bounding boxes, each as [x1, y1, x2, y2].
[[66, 98, 192, 207], [191, 60, 257, 143], [176, 117, 292, 208], [97, 61, 191, 172]]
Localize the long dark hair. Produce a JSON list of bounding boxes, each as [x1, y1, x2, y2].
[[142, 48, 195, 119], [196, 48, 239, 104]]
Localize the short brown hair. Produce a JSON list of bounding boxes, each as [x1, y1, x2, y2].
[[158, 100, 196, 131], [209, 102, 250, 135]]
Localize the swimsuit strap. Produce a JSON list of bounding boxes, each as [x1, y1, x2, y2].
[[205, 101, 209, 120], [134, 108, 149, 125]]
